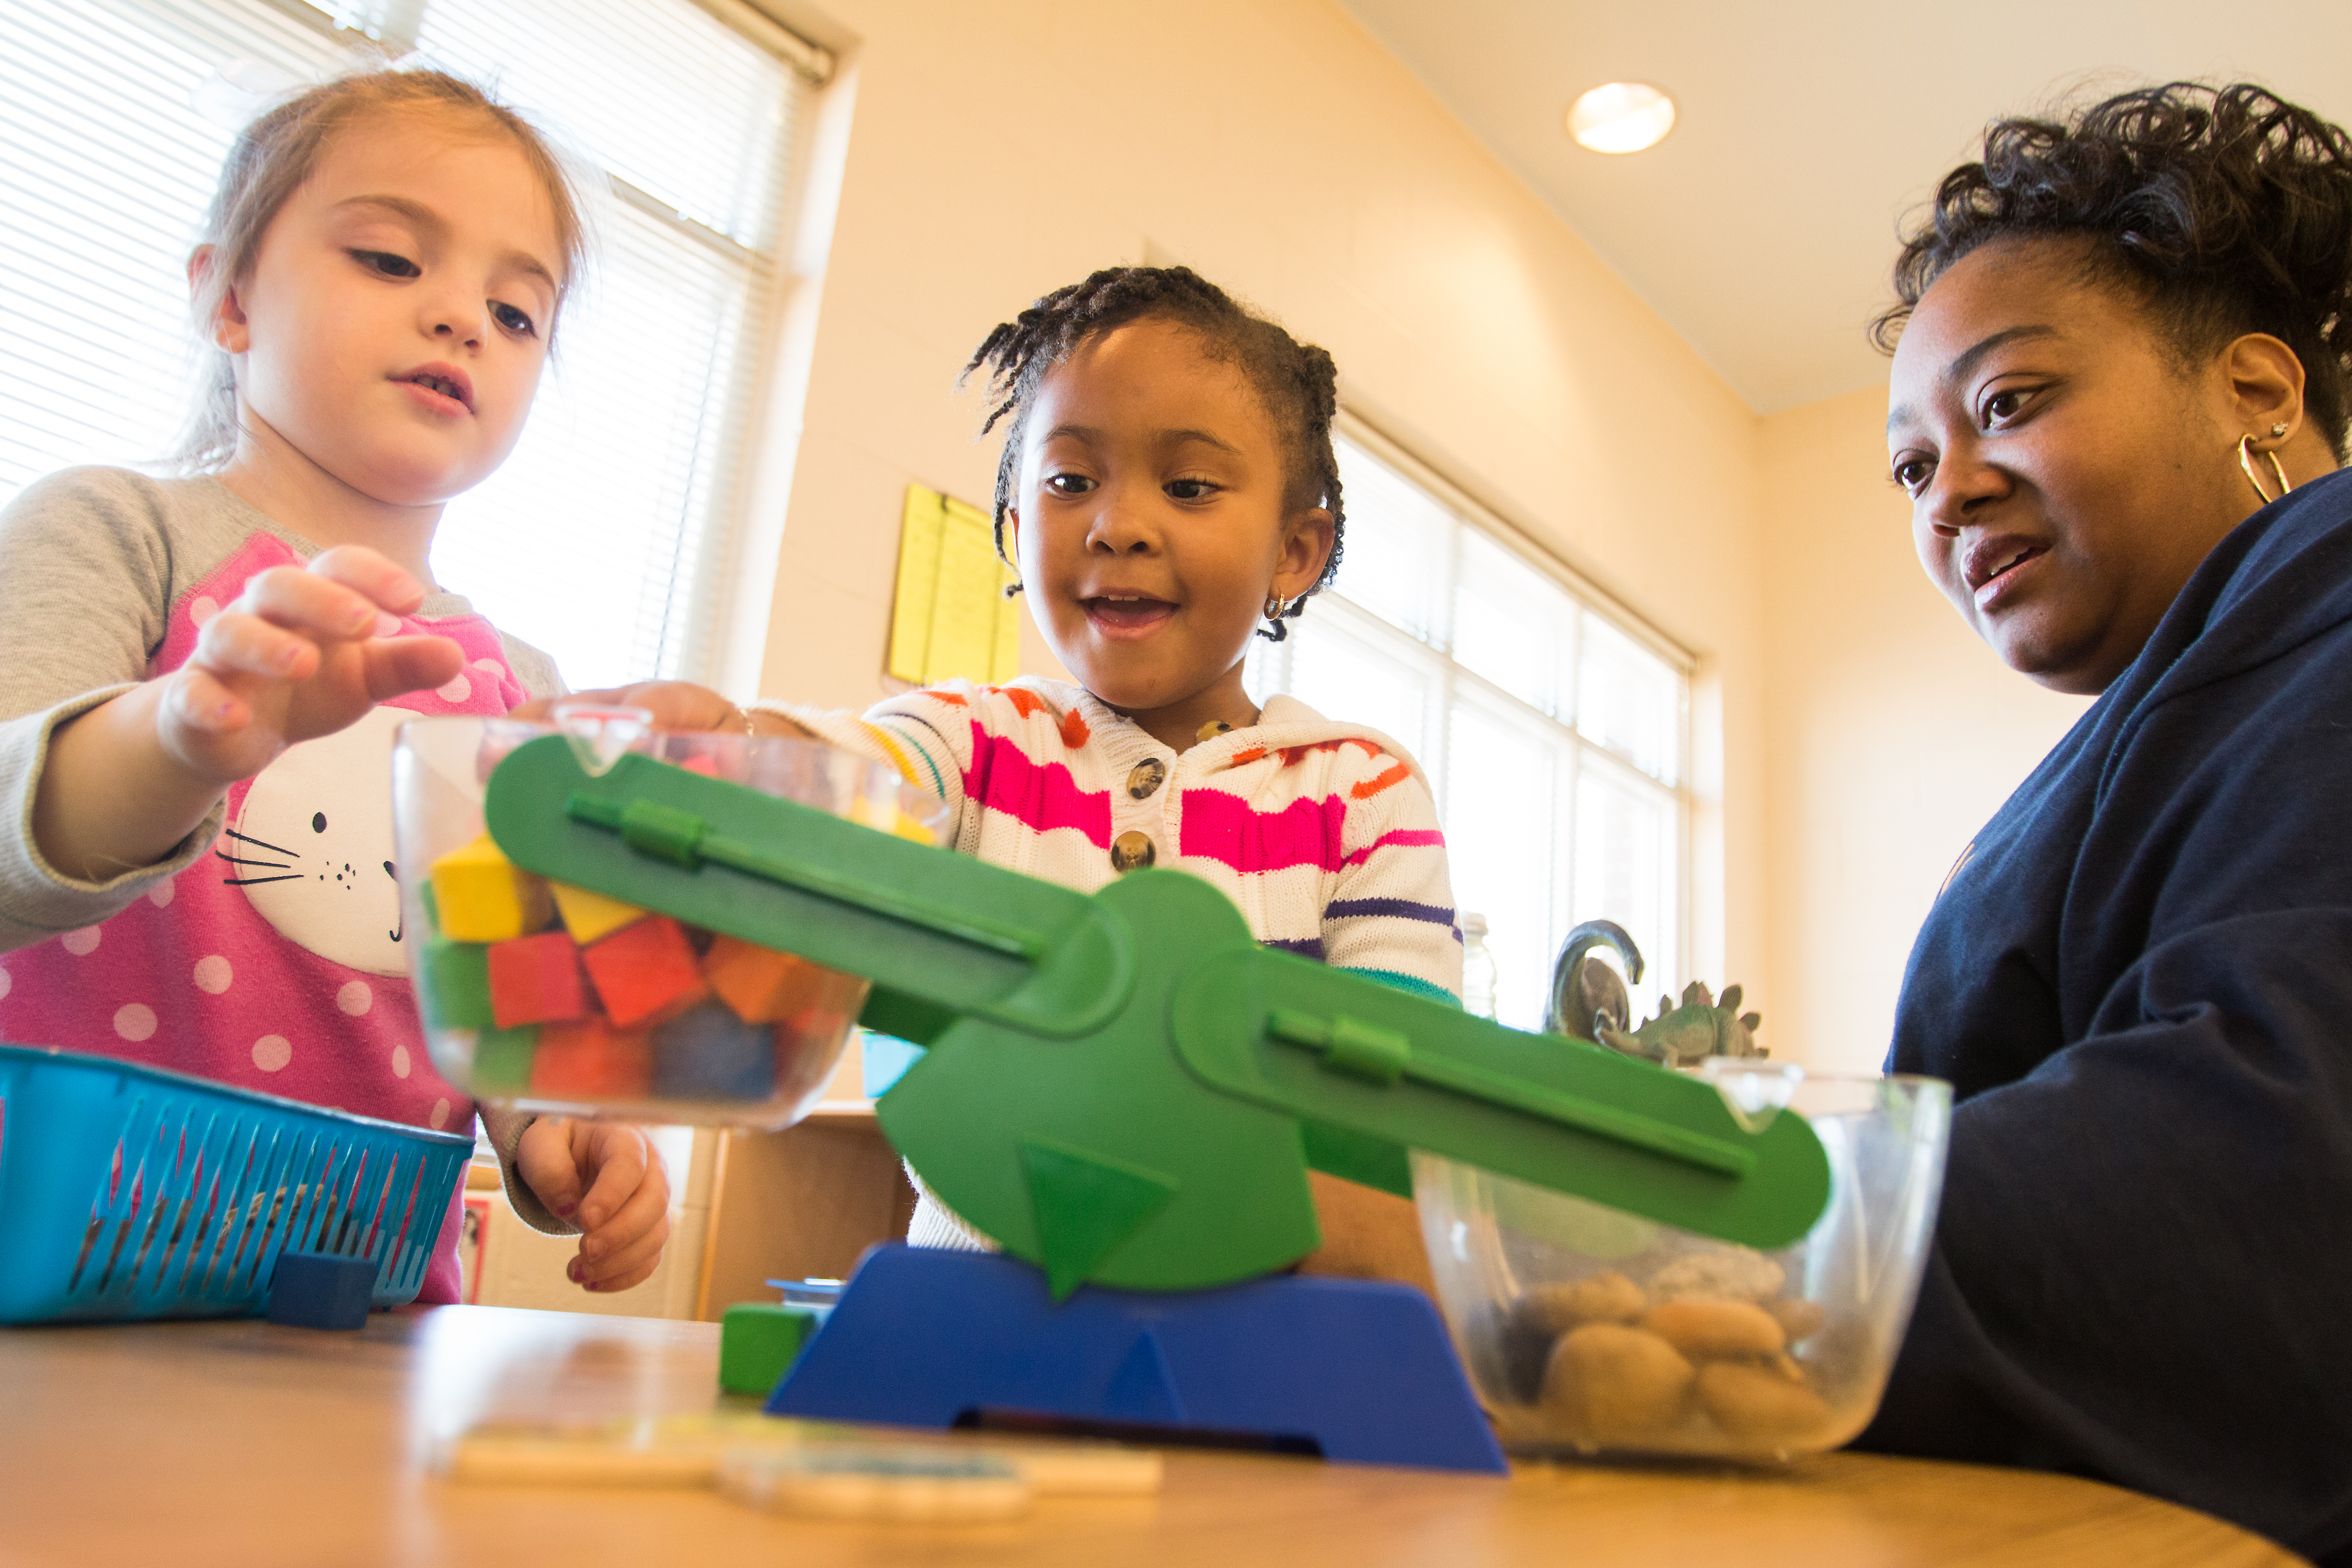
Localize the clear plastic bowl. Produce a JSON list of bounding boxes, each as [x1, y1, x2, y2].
[[1412, 1069, 1951, 1461], [390, 710, 949, 1129]]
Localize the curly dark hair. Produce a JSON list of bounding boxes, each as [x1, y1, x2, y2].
[[961, 265, 1343, 640], [1871, 82, 2352, 459]]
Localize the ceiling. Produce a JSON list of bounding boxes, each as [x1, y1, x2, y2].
[[1335, 0, 2352, 413]]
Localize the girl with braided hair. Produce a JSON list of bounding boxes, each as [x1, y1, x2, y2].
[[1863, 83, 2352, 1560], [569, 266, 1457, 1280]]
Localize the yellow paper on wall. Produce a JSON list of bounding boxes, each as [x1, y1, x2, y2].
[[886, 485, 945, 684], [888, 483, 1025, 687], [925, 497, 999, 683]]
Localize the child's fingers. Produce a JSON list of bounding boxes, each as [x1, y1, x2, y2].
[[358, 634, 466, 701], [162, 665, 253, 736], [573, 1125, 668, 1234], [230, 564, 391, 643], [306, 544, 431, 615], [572, 1210, 670, 1291], [190, 608, 323, 683]]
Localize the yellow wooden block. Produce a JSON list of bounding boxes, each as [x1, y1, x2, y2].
[[852, 796, 944, 846], [550, 880, 646, 945], [429, 835, 550, 943]]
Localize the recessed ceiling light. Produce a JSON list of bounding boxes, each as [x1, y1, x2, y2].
[[1566, 82, 1676, 154]]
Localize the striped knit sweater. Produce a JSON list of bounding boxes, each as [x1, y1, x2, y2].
[[760, 677, 1462, 1250]]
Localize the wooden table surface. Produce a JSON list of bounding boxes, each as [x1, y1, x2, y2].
[[0, 1305, 2301, 1568]]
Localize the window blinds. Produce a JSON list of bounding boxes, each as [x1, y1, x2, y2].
[[0, 0, 810, 692], [1248, 432, 1690, 1029]]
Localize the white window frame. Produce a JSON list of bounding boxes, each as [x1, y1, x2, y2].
[[1249, 412, 1695, 1019]]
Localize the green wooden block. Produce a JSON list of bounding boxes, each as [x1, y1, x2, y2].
[[719, 1302, 821, 1396], [422, 939, 494, 1031], [470, 1023, 539, 1093]]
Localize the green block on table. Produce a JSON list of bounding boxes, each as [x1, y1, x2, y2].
[[719, 1303, 821, 1396], [470, 1023, 539, 1093], [422, 939, 494, 1031]]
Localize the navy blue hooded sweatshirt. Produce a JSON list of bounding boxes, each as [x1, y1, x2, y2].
[[1854, 467, 2352, 1563]]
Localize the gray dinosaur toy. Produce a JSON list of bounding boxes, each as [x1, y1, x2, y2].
[[1544, 919, 1764, 1067]]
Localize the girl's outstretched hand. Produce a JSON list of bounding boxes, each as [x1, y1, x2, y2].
[[508, 680, 749, 733], [160, 545, 464, 784], [515, 1117, 673, 1293]]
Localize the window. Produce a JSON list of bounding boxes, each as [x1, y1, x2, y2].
[[1247, 426, 1690, 1032], [1, 0, 822, 690]]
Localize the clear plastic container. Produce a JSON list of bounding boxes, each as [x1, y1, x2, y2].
[[1412, 1069, 1950, 1461], [389, 709, 950, 1129]]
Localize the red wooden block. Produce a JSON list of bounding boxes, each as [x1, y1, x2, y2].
[[487, 931, 590, 1029], [678, 753, 721, 778], [530, 1016, 654, 1099], [581, 915, 707, 1028]]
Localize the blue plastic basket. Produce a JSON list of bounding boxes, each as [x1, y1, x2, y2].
[[0, 1044, 472, 1324]]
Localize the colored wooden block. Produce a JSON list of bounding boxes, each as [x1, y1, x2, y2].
[[655, 1001, 777, 1102], [549, 879, 646, 945], [421, 939, 495, 1031], [530, 1017, 653, 1099], [470, 1023, 539, 1093], [268, 1249, 376, 1329], [488, 931, 590, 1029], [429, 834, 551, 942], [704, 936, 830, 1024], [678, 754, 721, 778], [582, 916, 707, 1028], [719, 1302, 822, 1395]]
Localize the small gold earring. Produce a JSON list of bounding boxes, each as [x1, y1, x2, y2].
[[2271, 422, 2290, 438], [2239, 434, 2293, 505], [1264, 593, 1289, 621]]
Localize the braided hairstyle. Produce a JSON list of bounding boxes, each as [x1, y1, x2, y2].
[[962, 266, 1344, 640], [1871, 82, 2352, 460]]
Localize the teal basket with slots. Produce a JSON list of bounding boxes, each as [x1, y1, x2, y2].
[[0, 1044, 472, 1324]]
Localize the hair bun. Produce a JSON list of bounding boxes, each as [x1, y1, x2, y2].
[[1875, 82, 2352, 459]]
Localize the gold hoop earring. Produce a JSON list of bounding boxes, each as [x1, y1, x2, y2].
[[1263, 592, 1289, 621], [2239, 434, 2292, 505]]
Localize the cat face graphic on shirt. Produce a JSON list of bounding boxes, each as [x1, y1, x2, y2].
[[220, 706, 411, 976]]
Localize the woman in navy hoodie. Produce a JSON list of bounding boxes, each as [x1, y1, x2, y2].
[[1859, 83, 2352, 1562]]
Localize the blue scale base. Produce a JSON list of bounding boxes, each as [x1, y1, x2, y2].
[[765, 1244, 1507, 1474]]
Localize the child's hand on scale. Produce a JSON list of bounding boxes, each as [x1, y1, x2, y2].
[[516, 1118, 672, 1292], [509, 680, 809, 739]]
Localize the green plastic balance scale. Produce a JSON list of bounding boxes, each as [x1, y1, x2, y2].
[[483, 736, 1830, 1300]]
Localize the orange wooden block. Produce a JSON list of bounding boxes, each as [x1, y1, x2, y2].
[[704, 936, 831, 1024], [529, 1016, 654, 1099]]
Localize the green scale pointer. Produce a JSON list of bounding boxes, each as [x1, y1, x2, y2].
[[485, 736, 1831, 1298]]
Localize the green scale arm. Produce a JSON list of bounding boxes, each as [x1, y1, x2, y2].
[[484, 737, 1830, 1298]]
